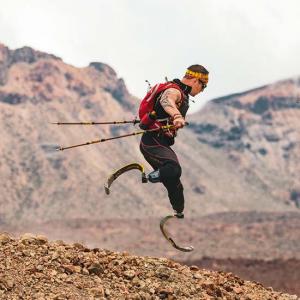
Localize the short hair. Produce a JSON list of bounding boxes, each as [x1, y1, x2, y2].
[[184, 65, 209, 83], [186, 64, 209, 76]]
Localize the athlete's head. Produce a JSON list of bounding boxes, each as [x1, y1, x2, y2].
[[181, 64, 209, 97]]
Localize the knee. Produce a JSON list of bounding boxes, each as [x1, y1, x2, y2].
[[163, 161, 182, 179]]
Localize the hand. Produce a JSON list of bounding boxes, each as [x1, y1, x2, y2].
[[173, 115, 185, 129]]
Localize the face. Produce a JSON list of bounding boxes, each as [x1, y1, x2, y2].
[[190, 78, 207, 97]]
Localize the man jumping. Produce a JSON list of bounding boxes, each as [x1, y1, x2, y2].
[[139, 64, 209, 218]]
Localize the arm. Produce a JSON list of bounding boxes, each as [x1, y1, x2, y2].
[[159, 88, 185, 128]]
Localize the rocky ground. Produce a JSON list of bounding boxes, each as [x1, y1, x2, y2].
[[0, 233, 298, 300], [2, 211, 299, 296], [186, 258, 300, 297]]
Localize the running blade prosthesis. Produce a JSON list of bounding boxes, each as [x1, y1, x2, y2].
[[104, 163, 194, 252], [160, 215, 194, 252]]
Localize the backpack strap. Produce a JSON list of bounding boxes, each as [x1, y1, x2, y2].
[[153, 82, 185, 111]]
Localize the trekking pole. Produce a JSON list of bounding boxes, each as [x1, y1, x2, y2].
[[56, 125, 175, 151], [51, 119, 140, 125], [52, 119, 189, 126]]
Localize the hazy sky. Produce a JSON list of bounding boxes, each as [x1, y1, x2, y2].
[[0, 0, 300, 112]]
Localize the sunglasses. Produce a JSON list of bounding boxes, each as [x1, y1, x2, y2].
[[198, 80, 207, 89]]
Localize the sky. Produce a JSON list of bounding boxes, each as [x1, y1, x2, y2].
[[0, 0, 300, 113]]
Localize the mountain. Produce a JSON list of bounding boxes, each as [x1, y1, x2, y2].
[[0, 43, 144, 223], [0, 233, 297, 300], [188, 78, 300, 209], [0, 43, 298, 225]]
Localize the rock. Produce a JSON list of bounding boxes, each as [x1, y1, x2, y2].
[[0, 276, 15, 290], [156, 287, 174, 299], [20, 233, 39, 245], [155, 266, 171, 279], [63, 264, 81, 274], [51, 251, 60, 260], [88, 263, 104, 276], [82, 267, 89, 275], [193, 272, 202, 279], [89, 286, 104, 297], [72, 242, 87, 250], [233, 287, 243, 294], [50, 270, 58, 276], [0, 233, 11, 244], [36, 235, 48, 245], [124, 270, 136, 280], [190, 265, 200, 271], [36, 265, 44, 272]]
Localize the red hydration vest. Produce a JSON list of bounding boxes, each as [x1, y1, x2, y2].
[[138, 82, 184, 130]]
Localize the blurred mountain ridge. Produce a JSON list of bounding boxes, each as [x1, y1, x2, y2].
[[0, 43, 299, 225]]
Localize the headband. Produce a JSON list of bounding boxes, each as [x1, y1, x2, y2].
[[185, 69, 209, 84]]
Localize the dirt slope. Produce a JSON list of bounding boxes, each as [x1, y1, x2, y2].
[[0, 233, 298, 300]]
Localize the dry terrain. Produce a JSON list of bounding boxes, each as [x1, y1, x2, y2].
[[0, 233, 298, 300]]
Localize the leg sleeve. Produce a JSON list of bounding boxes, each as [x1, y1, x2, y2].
[[162, 179, 184, 213]]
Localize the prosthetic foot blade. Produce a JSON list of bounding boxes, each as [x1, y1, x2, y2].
[[160, 215, 194, 252], [104, 163, 146, 195]]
